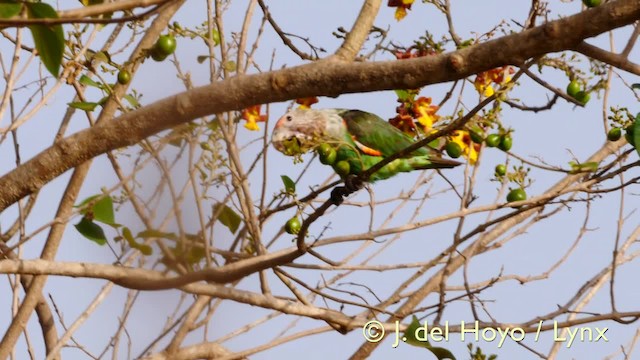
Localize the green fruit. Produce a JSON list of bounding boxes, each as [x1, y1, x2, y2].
[[469, 130, 484, 144], [117, 69, 131, 85], [575, 91, 591, 105], [498, 135, 513, 151], [625, 126, 635, 145], [495, 164, 507, 176], [318, 145, 337, 165], [284, 217, 301, 235], [607, 127, 622, 142], [485, 134, 501, 147], [566, 80, 580, 98], [317, 143, 331, 157], [445, 141, 462, 158], [506, 188, 527, 202], [156, 34, 177, 56], [150, 48, 168, 62], [334, 160, 351, 177], [582, 0, 601, 7]]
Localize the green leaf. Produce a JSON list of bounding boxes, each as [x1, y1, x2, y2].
[[79, 75, 102, 88], [0, 2, 21, 19], [394, 89, 411, 101], [214, 203, 241, 234], [26, 2, 65, 78], [76, 194, 118, 226], [92, 195, 116, 225], [222, 60, 236, 72], [633, 113, 640, 158], [92, 50, 111, 64], [74, 217, 107, 245], [281, 175, 296, 194], [137, 229, 178, 241], [403, 316, 456, 360], [76, 194, 99, 210], [632, 83, 640, 90], [197, 55, 210, 64], [122, 227, 152, 255], [123, 94, 140, 108], [68, 101, 98, 111]]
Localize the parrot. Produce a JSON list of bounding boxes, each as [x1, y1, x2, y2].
[[271, 108, 460, 184]]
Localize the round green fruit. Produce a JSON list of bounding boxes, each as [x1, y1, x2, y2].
[[469, 129, 484, 144], [319, 147, 336, 165], [150, 48, 168, 62], [117, 69, 131, 85], [607, 127, 622, 142], [156, 34, 177, 56], [334, 160, 351, 177], [445, 141, 462, 158], [506, 188, 527, 203], [566, 80, 581, 98], [485, 134, 501, 148], [316, 143, 332, 157], [575, 91, 591, 105], [498, 135, 513, 151], [582, 0, 601, 7], [284, 217, 301, 235], [495, 164, 507, 176]]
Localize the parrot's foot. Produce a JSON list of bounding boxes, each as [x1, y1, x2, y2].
[[330, 186, 347, 206], [344, 174, 364, 193], [329, 175, 364, 206]]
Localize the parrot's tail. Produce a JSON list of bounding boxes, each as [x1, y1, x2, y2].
[[413, 156, 461, 170]]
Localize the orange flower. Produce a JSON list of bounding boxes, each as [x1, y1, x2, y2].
[[413, 97, 440, 131], [449, 130, 481, 165], [389, 113, 417, 135], [241, 105, 267, 131], [388, 0, 415, 21], [295, 97, 319, 109], [473, 66, 514, 97]]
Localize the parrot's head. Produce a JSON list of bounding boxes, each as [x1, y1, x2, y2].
[[271, 108, 344, 156]]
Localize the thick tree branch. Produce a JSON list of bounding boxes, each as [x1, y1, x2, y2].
[[332, 0, 382, 60], [574, 41, 640, 75], [0, 0, 639, 213]]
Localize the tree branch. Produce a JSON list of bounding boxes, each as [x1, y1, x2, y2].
[[0, 0, 639, 213]]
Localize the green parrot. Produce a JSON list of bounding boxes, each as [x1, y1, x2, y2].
[[271, 108, 460, 183]]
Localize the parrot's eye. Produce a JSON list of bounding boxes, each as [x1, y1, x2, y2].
[[286, 115, 292, 122]]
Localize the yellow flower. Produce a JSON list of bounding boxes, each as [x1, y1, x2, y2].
[[473, 66, 514, 97], [295, 97, 319, 110], [413, 97, 440, 131], [241, 105, 267, 131], [450, 130, 480, 165], [474, 73, 494, 97], [389, 0, 415, 21], [394, 7, 408, 20]]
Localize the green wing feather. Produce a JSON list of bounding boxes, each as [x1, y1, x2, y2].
[[338, 109, 429, 157]]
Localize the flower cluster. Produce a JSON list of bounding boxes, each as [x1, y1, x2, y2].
[[241, 105, 267, 131], [474, 66, 515, 97], [449, 130, 481, 165], [390, 95, 440, 135], [388, 0, 415, 21]]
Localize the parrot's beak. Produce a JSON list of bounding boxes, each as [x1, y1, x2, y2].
[[280, 137, 303, 156], [272, 134, 305, 156]]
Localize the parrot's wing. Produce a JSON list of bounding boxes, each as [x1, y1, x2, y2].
[[339, 110, 429, 158]]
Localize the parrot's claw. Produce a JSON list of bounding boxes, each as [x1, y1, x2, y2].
[[344, 175, 364, 193], [330, 186, 347, 206], [329, 175, 364, 206]]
